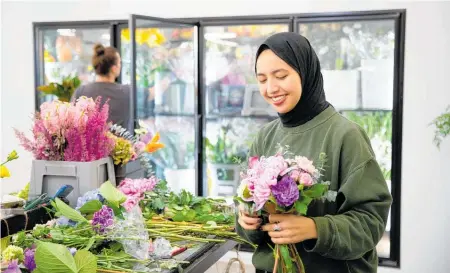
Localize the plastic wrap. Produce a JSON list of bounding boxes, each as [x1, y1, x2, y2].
[[112, 205, 150, 260]]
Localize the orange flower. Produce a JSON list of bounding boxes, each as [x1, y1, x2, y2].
[[145, 132, 165, 153]]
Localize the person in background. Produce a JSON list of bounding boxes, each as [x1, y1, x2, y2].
[[71, 44, 131, 131], [236, 32, 392, 273]]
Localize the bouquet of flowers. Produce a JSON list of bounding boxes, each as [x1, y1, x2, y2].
[[109, 123, 165, 176], [234, 145, 336, 273], [14, 96, 114, 162]]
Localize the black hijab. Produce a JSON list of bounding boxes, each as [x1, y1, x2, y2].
[[255, 32, 330, 127]]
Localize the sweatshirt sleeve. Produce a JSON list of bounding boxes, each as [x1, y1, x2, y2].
[[304, 128, 392, 260], [235, 134, 265, 245]]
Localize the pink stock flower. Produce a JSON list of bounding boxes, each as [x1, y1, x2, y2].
[[299, 172, 314, 186], [122, 197, 139, 212], [118, 177, 159, 211]]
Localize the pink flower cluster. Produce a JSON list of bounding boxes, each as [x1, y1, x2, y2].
[[238, 154, 319, 211], [14, 96, 115, 162], [118, 177, 159, 211]]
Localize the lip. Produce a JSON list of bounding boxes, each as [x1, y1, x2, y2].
[[270, 94, 286, 106]]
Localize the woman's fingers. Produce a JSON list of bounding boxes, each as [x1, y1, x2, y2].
[[238, 210, 262, 230], [238, 217, 261, 230]]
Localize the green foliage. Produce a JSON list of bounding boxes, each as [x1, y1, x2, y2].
[[144, 187, 233, 224], [205, 124, 246, 164], [79, 200, 103, 215], [34, 241, 97, 273], [431, 106, 450, 149], [99, 181, 127, 208], [52, 198, 88, 223], [343, 111, 392, 141], [37, 74, 81, 102]]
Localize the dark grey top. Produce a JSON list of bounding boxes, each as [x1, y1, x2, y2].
[[72, 82, 131, 131]]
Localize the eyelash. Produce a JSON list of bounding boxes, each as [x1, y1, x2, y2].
[[259, 75, 287, 84]]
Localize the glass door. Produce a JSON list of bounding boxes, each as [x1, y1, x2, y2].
[[34, 23, 113, 108], [296, 17, 397, 260], [202, 21, 290, 198], [129, 14, 198, 195]]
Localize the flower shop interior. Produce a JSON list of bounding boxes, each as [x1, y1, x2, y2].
[[0, 0, 449, 272]]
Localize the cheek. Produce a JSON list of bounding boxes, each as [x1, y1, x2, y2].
[[258, 84, 268, 98]]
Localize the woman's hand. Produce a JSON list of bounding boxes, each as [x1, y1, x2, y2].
[[261, 214, 318, 244], [237, 206, 262, 231]]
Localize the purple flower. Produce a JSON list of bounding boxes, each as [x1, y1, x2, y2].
[[24, 247, 36, 271], [4, 259, 21, 273], [92, 205, 114, 234], [271, 175, 299, 207]]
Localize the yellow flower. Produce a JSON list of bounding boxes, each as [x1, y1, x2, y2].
[[145, 132, 165, 153], [7, 150, 18, 161], [0, 165, 11, 178]]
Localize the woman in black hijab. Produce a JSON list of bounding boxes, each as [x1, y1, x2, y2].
[[236, 32, 391, 273]]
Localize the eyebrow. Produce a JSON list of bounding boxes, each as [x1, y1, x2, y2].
[[256, 69, 288, 77]]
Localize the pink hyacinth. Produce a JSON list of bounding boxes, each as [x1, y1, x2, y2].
[[118, 177, 159, 211]]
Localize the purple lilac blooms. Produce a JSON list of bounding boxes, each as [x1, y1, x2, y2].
[[23, 248, 36, 271], [3, 260, 20, 273], [91, 205, 114, 234], [271, 175, 299, 207]]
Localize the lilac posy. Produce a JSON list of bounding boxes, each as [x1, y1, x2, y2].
[[92, 205, 114, 234], [23, 248, 36, 271], [271, 175, 299, 207]]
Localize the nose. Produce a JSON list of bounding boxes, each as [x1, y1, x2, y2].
[[266, 79, 279, 96]]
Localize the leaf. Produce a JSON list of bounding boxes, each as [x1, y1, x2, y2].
[[303, 184, 328, 199], [34, 241, 77, 273], [49, 230, 64, 241], [279, 245, 293, 272], [106, 200, 124, 220], [294, 201, 308, 215], [74, 250, 97, 273], [84, 237, 96, 251], [79, 200, 103, 215], [54, 198, 88, 223], [99, 181, 127, 206]]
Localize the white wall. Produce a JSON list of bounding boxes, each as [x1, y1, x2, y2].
[[1, 0, 450, 272]]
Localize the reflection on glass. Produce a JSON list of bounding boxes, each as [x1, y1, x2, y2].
[[38, 28, 110, 105], [300, 21, 395, 258], [204, 24, 288, 197], [300, 20, 395, 110], [125, 19, 197, 194]]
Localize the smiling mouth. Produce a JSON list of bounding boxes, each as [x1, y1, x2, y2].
[[271, 95, 286, 102]]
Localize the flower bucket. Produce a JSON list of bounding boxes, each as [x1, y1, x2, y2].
[[29, 157, 115, 207], [114, 160, 145, 185]]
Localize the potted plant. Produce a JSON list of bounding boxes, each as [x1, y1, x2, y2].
[[205, 124, 246, 197], [431, 106, 450, 149], [37, 74, 81, 102], [108, 123, 164, 184]]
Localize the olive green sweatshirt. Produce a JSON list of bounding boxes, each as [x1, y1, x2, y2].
[[236, 106, 392, 273]]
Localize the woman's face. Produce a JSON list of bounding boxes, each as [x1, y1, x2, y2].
[[112, 53, 122, 78], [256, 49, 302, 114]]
